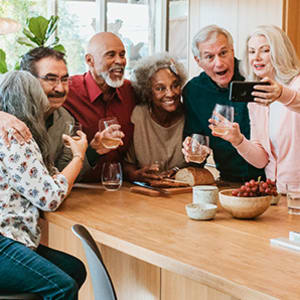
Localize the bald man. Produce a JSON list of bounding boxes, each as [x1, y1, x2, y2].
[[64, 32, 136, 182]]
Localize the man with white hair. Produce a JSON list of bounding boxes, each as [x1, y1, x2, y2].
[[183, 25, 265, 184], [64, 32, 136, 181]]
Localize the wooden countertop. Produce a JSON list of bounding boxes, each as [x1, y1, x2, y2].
[[44, 184, 300, 300]]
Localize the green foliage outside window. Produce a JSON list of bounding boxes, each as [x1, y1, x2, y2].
[[0, 15, 65, 73]]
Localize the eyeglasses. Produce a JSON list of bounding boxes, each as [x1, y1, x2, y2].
[[38, 75, 69, 87]]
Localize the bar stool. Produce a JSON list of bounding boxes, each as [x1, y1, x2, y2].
[[72, 224, 117, 300], [0, 292, 42, 299]]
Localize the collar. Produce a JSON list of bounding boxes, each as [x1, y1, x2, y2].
[[85, 71, 125, 104], [45, 113, 54, 129]]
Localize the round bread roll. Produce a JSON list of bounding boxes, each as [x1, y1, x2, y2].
[[175, 167, 215, 186]]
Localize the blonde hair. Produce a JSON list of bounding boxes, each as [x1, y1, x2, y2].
[[240, 25, 300, 84]]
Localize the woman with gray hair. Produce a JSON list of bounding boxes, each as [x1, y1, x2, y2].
[[124, 52, 188, 182], [0, 71, 87, 298], [209, 25, 300, 193]]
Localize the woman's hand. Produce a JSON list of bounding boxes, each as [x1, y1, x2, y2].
[[134, 165, 163, 181], [63, 130, 88, 162], [208, 119, 244, 147], [182, 136, 211, 163], [252, 77, 283, 106], [0, 112, 32, 147]]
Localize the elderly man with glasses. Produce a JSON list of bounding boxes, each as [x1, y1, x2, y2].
[[19, 47, 120, 180]]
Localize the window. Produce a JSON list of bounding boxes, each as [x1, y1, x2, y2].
[[168, 0, 188, 69], [57, 0, 97, 74], [0, 0, 48, 70], [1, 0, 189, 75], [106, 0, 158, 77]]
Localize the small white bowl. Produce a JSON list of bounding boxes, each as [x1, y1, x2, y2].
[[185, 203, 217, 220]]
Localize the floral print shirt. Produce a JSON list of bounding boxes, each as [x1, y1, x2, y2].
[[0, 130, 68, 249]]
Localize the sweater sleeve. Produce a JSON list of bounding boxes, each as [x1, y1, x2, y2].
[[277, 75, 300, 113], [234, 103, 269, 168], [234, 136, 269, 168]]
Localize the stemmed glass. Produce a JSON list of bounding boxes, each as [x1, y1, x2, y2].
[[99, 117, 122, 149], [101, 162, 123, 191], [211, 104, 234, 135], [64, 121, 82, 148], [186, 134, 210, 164]]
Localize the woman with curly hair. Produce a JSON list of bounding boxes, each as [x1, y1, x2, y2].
[[124, 52, 188, 182]]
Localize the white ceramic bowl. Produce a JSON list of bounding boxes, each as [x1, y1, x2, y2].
[[219, 189, 272, 219], [185, 203, 217, 220]]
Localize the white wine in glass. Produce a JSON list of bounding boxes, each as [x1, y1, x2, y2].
[[99, 117, 122, 149], [211, 104, 234, 136], [64, 121, 82, 148], [187, 134, 210, 164]]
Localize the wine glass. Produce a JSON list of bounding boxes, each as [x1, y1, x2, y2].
[[186, 134, 210, 164], [99, 117, 122, 149], [64, 121, 82, 148], [211, 104, 234, 135], [101, 162, 123, 191]]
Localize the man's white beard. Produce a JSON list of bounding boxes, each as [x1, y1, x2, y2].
[[100, 71, 124, 88]]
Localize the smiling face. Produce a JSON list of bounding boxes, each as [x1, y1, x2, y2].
[[248, 34, 275, 79], [194, 33, 235, 88], [86, 32, 126, 88], [35, 57, 69, 114], [151, 68, 181, 113]]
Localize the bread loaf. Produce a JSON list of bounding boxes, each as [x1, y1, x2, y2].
[[175, 167, 215, 186]]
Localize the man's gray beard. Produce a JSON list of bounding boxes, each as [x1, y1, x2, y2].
[[100, 71, 124, 88]]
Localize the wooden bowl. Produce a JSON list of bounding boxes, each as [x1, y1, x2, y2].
[[219, 189, 272, 219]]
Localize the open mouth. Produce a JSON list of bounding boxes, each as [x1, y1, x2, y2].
[[254, 64, 265, 70], [109, 67, 124, 77], [216, 70, 227, 76], [162, 99, 175, 105]]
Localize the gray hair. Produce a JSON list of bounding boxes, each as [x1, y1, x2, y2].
[[131, 52, 187, 106], [192, 25, 234, 58], [240, 25, 300, 84], [0, 71, 54, 174]]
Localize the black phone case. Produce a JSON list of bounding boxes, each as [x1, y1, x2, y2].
[[229, 81, 268, 102]]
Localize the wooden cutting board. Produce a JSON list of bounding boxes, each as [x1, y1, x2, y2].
[[130, 186, 192, 196]]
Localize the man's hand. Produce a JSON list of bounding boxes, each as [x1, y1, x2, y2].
[[0, 112, 32, 147], [90, 124, 124, 155]]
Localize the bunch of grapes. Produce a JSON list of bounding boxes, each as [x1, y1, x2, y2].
[[231, 179, 278, 197]]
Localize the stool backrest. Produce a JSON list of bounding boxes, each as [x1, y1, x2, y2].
[[72, 224, 117, 300]]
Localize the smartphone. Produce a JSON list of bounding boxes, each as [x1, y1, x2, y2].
[[229, 81, 270, 102]]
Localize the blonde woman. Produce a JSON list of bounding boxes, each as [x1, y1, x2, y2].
[[210, 25, 300, 192]]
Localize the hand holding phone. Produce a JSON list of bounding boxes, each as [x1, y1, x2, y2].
[[229, 81, 270, 102]]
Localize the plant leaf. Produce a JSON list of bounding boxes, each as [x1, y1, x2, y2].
[[28, 16, 50, 46], [17, 37, 36, 48], [0, 49, 8, 73], [45, 16, 59, 40], [52, 44, 66, 54], [21, 28, 40, 46]]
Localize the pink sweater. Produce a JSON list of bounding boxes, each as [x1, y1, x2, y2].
[[235, 75, 300, 193]]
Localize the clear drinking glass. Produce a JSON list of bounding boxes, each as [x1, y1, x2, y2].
[[64, 121, 82, 148], [187, 134, 210, 164], [99, 117, 122, 149], [286, 183, 300, 215], [211, 104, 234, 135], [101, 162, 123, 191]]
